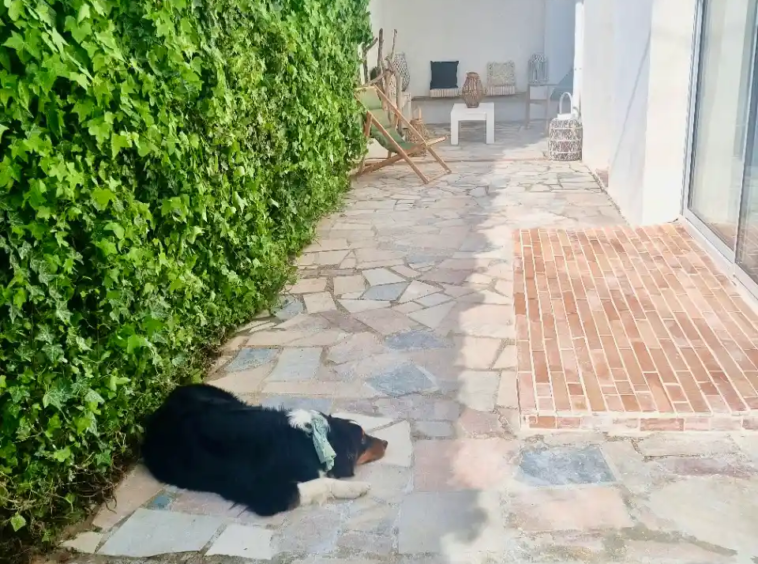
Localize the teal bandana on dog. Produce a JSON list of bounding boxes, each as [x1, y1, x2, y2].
[[311, 413, 336, 471]]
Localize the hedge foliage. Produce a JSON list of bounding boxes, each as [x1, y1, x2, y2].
[[0, 0, 370, 546]]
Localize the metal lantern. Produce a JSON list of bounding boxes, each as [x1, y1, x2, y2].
[[548, 92, 583, 161], [461, 72, 485, 108], [528, 53, 549, 86]]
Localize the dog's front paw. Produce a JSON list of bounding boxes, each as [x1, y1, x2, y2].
[[334, 480, 371, 499]]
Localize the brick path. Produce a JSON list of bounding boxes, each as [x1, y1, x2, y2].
[[57, 127, 758, 564], [516, 224, 758, 432]]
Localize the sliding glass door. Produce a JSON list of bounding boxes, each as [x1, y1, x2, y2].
[[737, 46, 758, 284], [686, 0, 758, 252], [686, 0, 758, 296]]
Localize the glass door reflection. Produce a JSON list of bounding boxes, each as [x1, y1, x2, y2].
[[737, 24, 758, 283], [688, 0, 758, 250]]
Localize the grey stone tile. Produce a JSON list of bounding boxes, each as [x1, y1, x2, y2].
[[97, 509, 223, 557], [327, 333, 386, 364], [92, 465, 163, 531], [345, 498, 398, 535], [275, 296, 304, 320], [170, 490, 244, 518], [225, 348, 278, 372], [516, 445, 615, 487], [338, 531, 394, 555], [398, 491, 506, 555], [260, 396, 332, 413], [61, 532, 103, 554], [206, 523, 274, 559], [145, 493, 173, 510], [268, 347, 322, 381], [415, 420, 454, 438], [373, 421, 412, 467], [367, 364, 436, 396], [458, 370, 499, 412], [276, 505, 342, 555], [361, 282, 408, 301], [646, 477, 758, 554], [354, 463, 412, 503], [363, 268, 405, 286], [637, 434, 738, 458], [354, 308, 418, 335], [385, 329, 448, 351]]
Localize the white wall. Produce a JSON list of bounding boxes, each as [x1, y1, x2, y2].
[[544, 0, 576, 84], [608, 0, 653, 224], [580, 0, 615, 172], [641, 0, 698, 224], [367, 0, 385, 74], [381, 0, 547, 97], [579, 0, 696, 225]]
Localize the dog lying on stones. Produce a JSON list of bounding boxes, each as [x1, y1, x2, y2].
[[141, 384, 388, 515]]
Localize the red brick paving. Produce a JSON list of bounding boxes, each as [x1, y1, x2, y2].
[[514, 223, 758, 432]]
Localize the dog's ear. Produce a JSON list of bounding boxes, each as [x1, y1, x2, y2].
[[325, 417, 362, 478], [330, 452, 356, 477]]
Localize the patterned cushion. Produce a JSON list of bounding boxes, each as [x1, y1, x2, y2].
[[487, 61, 516, 87], [391, 52, 411, 92]]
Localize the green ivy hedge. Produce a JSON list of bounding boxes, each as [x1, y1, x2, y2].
[[0, 0, 370, 550]]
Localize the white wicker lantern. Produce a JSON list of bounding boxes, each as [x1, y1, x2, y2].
[[548, 92, 583, 161]]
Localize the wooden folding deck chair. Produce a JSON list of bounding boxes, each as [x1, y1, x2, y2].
[[355, 86, 451, 184]]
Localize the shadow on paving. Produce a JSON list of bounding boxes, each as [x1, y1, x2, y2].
[[51, 123, 758, 564]]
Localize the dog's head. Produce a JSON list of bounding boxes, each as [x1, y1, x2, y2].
[[325, 416, 388, 478]]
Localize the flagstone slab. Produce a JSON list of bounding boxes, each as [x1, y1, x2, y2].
[[98, 509, 223, 557]]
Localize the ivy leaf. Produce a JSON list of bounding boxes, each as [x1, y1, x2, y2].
[[52, 447, 72, 462], [73, 99, 95, 120], [86, 117, 112, 144], [126, 334, 147, 354], [91, 187, 115, 210], [105, 222, 124, 240], [0, 47, 11, 71], [78, 3, 91, 22], [43, 381, 72, 410], [84, 389, 104, 404], [6, 0, 24, 20], [111, 133, 130, 157], [96, 238, 117, 256], [46, 104, 62, 138], [10, 514, 26, 532]]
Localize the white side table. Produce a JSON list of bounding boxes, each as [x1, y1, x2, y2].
[[450, 102, 495, 145]]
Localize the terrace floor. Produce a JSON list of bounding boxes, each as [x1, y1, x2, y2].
[[57, 124, 758, 564]]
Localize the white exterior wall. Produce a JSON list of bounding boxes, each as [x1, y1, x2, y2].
[[640, 0, 698, 224], [580, 0, 614, 173], [367, 0, 385, 64], [609, 0, 653, 224], [544, 0, 576, 84], [381, 0, 547, 98], [579, 0, 697, 225]]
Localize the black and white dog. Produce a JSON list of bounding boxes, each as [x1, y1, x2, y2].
[[142, 384, 388, 516]]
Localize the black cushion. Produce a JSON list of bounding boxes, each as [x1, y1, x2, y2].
[[430, 61, 459, 89]]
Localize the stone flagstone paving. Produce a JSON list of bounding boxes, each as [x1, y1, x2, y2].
[[55, 136, 758, 563]]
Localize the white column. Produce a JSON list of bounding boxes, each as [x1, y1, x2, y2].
[[573, 0, 585, 112], [640, 0, 702, 224]]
